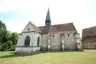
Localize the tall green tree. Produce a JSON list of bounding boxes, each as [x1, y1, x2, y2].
[[11, 32, 18, 45], [0, 20, 7, 43], [0, 20, 18, 51], [7, 31, 12, 40]]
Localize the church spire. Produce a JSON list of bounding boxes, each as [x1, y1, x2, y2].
[[45, 8, 51, 28], [46, 8, 51, 22]]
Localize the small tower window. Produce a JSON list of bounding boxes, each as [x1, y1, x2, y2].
[[28, 28, 30, 31]]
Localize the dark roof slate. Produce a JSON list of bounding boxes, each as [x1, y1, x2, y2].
[[38, 22, 76, 34], [82, 26, 96, 39]]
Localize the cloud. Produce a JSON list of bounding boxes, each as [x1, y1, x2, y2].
[[0, 0, 85, 12], [4, 20, 28, 33], [0, 0, 96, 36]]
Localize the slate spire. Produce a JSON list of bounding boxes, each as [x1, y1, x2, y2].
[[45, 8, 51, 28]]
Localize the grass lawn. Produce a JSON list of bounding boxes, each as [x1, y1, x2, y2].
[[0, 50, 96, 64]]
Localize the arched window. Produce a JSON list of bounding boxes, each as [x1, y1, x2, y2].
[[60, 33, 64, 38], [53, 35, 54, 38], [73, 32, 77, 35], [37, 37, 40, 46], [25, 36, 30, 47], [68, 34, 69, 37]]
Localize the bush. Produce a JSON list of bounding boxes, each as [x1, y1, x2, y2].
[[10, 45, 16, 51], [0, 41, 15, 51], [0, 42, 8, 51], [6, 40, 13, 49]]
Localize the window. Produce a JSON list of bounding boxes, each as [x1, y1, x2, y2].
[[53, 35, 54, 38], [25, 36, 30, 47], [37, 37, 40, 46], [68, 34, 69, 37], [60, 33, 64, 37], [73, 32, 77, 35]]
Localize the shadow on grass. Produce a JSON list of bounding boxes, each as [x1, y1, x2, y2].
[[0, 52, 42, 59], [0, 50, 84, 59]]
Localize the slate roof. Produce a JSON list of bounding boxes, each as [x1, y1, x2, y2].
[[82, 26, 96, 39], [38, 22, 77, 34], [45, 8, 51, 22]]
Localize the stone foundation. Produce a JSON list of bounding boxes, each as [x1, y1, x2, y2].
[[15, 46, 40, 54]]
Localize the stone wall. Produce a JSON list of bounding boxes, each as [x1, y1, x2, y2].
[[41, 35, 48, 51], [41, 31, 77, 51], [16, 32, 41, 46], [50, 33, 61, 51], [64, 31, 76, 50], [15, 46, 40, 54], [15, 32, 41, 53]]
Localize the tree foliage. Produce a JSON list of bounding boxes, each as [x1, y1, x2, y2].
[[11, 32, 18, 45], [0, 20, 18, 51], [0, 20, 7, 42]]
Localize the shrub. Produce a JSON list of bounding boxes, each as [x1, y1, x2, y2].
[[10, 45, 16, 51], [6, 40, 13, 49]]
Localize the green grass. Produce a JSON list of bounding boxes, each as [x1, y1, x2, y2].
[[0, 50, 96, 64]]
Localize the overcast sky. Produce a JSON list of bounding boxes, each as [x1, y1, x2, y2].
[[0, 0, 96, 36]]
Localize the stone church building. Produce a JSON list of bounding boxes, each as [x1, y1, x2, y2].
[[15, 9, 82, 54], [82, 26, 96, 49]]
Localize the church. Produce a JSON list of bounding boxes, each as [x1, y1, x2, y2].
[[15, 9, 82, 54]]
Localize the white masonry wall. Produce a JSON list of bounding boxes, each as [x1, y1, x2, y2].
[[41, 31, 77, 51], [15, 32, 41, 54], [64, 31, 77, 50], [41, 34, 48, 51], [50, 34, 61, 51], [22, 22, 35, 32]]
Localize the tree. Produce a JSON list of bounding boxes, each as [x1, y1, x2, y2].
[[0, 20, 18, 51], [7, 31, 12, 40], [0, 20, 7, 43], [11, 32, 18, 45], [0, 42, 8, 51], [0, 20, 6, 31], [6, 40, 13, 49]]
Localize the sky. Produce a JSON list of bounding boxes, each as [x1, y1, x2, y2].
[[0, 0, 96, 36]]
